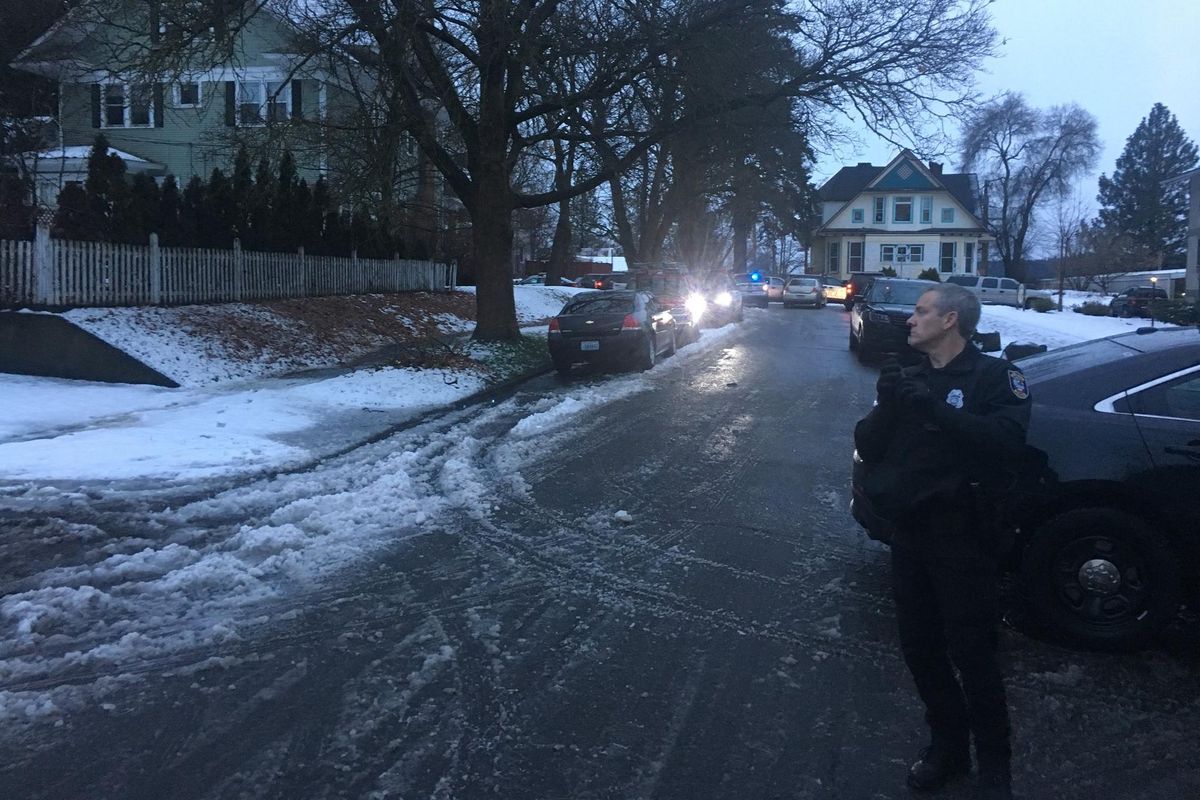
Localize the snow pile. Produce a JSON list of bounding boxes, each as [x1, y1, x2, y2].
[[979, 303, 1153, 352]]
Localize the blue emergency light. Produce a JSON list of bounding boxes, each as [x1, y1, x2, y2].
[[750, 271, 762, 281]]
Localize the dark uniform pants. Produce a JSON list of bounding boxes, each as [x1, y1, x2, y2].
[[891, 503, 1011, 765]]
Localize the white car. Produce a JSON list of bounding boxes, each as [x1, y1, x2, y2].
[[944, 274, 1027, 308]]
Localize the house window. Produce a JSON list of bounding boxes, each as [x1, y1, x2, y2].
[[940, 241, 957, 272], [102, 83, 153, 128], [847, 241, 864, 270], [920, 196, 932, 224], [964, 242, 975, 273], [175, 81, 201, 108], [893, 196, 913, 223], [941, 207, 955, 224], [873, 197, 885, 223], [880, 244, 924, 263], [827, 240, 840, 272], [851, 208, 864, 224], [237, 80, 290, 125]]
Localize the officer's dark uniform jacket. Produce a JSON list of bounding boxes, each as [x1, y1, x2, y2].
[[854, 344, 1032, 523]]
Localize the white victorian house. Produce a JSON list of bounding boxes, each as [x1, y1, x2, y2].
[[812, 150, 991, 279]]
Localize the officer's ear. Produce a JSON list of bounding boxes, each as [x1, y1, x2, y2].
[[942, 309, 958, 332]]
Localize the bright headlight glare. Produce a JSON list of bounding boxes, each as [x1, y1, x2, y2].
[[685, 293, 708, 319], [713, 291, 733, 306]]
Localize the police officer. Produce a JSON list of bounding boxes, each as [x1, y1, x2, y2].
[[854, 283, 1030, 800]]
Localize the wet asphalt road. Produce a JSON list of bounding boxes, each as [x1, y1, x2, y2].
[[3, 305, 1199, 800]]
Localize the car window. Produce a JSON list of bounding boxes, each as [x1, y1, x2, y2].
[[562, 295, 634, 314], [982, 278, 999, 289], [865, 281, 931, 305], [1000, 279, 1019, 290], [1125, 370, 1200, 421], [788, 278, 818, 287], [945, 275, 976, 287]]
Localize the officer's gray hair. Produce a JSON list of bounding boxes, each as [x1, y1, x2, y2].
[[922, 283, 981, 338]]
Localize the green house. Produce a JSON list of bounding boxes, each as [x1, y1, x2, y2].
[[12, 1, 358, 206]]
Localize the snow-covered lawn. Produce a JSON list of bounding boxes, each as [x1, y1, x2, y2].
[[979, 300, 1149, 352]]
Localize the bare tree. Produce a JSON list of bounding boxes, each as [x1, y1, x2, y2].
[[1049, 191, 1090, 309], [961, 93, 1101, 283]]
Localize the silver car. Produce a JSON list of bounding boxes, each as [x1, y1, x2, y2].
[[782, 276, 827, 308]]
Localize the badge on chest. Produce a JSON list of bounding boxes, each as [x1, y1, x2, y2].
[[945, 388, 964, 409]]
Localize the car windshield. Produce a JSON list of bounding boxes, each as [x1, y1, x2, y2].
[[865, 281, 933, 305], [562, 295, 634, 314], [648, 276, 689, 295], [788, 279, 817, 287], [731, 273, 764, 284]]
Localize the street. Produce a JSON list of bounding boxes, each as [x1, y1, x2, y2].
[[2, 306, 1198, 800]]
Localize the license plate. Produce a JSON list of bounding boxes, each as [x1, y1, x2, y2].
[[580, 340, 600, 351]]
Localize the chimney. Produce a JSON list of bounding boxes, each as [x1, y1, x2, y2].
[[929, 162, 943, 176]]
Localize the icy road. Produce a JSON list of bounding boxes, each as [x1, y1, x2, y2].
[[2, 307, 1197, 800]]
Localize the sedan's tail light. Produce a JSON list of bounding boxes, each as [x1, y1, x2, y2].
[[622, 314, 640, 330], [548, 317, 561, 333]]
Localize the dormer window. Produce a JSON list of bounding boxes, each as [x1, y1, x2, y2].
[[893, 196, 913, 223], [851, 208, 864, 224], [941, 207, 956, 223]]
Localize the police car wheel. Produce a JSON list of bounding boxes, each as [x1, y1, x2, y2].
[[1021, 508, 1180, 651], [848, 329, 858, 351]]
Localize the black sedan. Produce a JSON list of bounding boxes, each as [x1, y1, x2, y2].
[[852, 327, 1200, 650], [848, 277, 937, 363], [548, 291, 677, 373]]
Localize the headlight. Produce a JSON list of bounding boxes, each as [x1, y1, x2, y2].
[[713, 291, 733, 307], [685, 293, 707, 320]]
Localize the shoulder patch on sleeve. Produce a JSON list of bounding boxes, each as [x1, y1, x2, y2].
[[1008, 369, 1029, 400]]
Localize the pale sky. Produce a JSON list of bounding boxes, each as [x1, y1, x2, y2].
[[815, 0, 1200, 215]]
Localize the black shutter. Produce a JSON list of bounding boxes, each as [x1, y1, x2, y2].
[[91, 84, 102, 128], [291, 79, 303, 120], [225, 81, 236, 126], [153, 83, 164, 127]]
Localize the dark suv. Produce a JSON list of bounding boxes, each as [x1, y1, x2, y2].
[[848, 277, 938, 362], [1109, 286, 1168, 318]]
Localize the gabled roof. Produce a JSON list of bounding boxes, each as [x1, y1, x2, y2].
[[817, 149, 980, 215]]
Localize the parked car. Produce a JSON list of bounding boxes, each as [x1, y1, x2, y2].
[[731, 271, 770, 307], [1109, 286, 1169, 318], [764, 276, 786, 302], [574, 273, 621, 290], [848, 277, 939, 363], [627, 268, 701, 344], [517, 273, 577, 286], [782, 276, 827, 308], [695, 273, 744, 326], [943, 274, 1027, 308], [818, 275, 847, 303], [547, 290, 677, 373], [852, 327, 1200, 650], [842, 271, 888, 310]]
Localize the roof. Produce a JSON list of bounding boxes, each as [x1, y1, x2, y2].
[[817, 155, 980, 215]]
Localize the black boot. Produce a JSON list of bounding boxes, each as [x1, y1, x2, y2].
[[907, 742, 971, 791]]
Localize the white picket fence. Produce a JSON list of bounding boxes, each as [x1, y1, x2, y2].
[[0, 226, 456, 308]]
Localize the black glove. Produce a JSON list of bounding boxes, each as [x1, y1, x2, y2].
[[876, 358, 902, 405], [897, 375, 936, 417]]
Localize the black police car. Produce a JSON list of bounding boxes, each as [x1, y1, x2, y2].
[[852, 326, 1200, 650], [848, 277, 938, 363]]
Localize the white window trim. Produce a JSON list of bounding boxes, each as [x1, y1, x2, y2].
[[893, 196, 914, 223], [873, 197, 885, 223], [964, 242, 975, 273], [827, 240, 840, 270], [848, 241, 864, 270], [101, 82, 154, 128], [236, 79, 291, 127], [173, 81, 202, 108], [941, 207, 955, 224], [880, 244, 924, 263], [920, 196, 933, 224], [1094, 364, 1200, 418]]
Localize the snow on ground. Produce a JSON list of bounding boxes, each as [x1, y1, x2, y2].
[[0, 320, 742, 725], [979, 301, 1151, 352]]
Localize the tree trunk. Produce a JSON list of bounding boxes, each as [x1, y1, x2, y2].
[[546, 197, 572, 286], [470, 172, 520, 341]]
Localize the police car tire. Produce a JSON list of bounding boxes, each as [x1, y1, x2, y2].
[[639, 334, 656, 371], [1021, 507, 1180, 651], [664, 328, 677, 357], [848, 329, 858, 351]]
